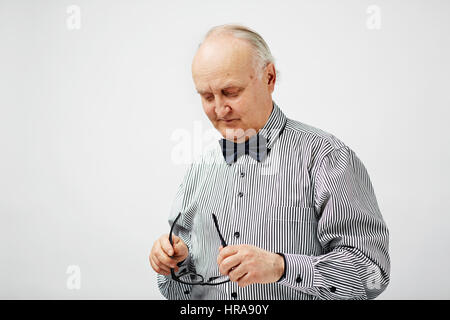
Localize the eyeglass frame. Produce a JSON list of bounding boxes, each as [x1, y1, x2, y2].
[[168, 211, 230, 286]]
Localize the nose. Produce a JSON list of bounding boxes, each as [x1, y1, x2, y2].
[[214, 96, 231, 119]]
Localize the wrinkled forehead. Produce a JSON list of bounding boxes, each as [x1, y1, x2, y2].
[[192, 36, 257, 88]]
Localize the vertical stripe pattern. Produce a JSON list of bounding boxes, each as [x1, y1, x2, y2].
[[156, 101, 390, 300]]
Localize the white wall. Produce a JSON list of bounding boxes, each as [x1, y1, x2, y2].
[[0, 0, 449, 299]]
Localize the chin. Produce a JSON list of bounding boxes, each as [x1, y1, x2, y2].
[[223, 131, 246, 143]]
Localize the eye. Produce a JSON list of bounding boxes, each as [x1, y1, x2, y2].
[[203, 95, 214, 102], [224, 88, 242, 97], [225, 91, 239, 97]]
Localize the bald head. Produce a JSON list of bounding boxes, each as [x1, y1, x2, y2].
[[192, 33, 260, 86]]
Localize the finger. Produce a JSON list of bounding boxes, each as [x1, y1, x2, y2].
[[155, 248, 178, 269], [237, 273, 251, 288], [151, 253, 175, 274], [150, 255, 172, 276], [150, 239, 179, 272], [151, 259, 170, 275], [218, 254, 242, 276], [151, 253, 172, 273], [171, 234, 182, 244], [172, 239, 187, 257], [160, 234, 174, 256], [217, 245, 239, 265], [229, 265, 247, 283]]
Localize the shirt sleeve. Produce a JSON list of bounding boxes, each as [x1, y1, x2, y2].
[[156, 168, 195, 300], [277, 145, 391, 299]]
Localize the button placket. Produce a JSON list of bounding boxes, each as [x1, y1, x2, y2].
[[232, 164, 246, 246], [236, 164, 245, 199]]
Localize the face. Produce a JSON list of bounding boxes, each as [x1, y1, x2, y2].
[[191, 34, 276, 143]]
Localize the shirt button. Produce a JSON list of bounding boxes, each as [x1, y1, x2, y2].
[[296, 275, 302, 283], [234, 231, 240, 238], [231, 292, 237, 299], [238, 192, 243, 197], [240, 172, 245, 177]]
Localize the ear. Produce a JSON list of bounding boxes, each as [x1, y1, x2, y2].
[[265, 63, 276, 94]]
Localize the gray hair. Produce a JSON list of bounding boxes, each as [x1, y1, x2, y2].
[[199, 24, 279, 81]]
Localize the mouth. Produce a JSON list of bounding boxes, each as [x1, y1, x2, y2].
[[221, 119, 239, 123]]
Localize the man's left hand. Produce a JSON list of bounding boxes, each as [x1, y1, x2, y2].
[[217, 244, 285, 287]]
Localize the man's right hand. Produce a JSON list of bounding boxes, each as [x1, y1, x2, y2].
[[149, 234, 189, 276]]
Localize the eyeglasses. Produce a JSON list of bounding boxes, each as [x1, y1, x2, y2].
[[168, 211, 230, 286]]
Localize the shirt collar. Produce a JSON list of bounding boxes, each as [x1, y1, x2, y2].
[[258, 100, 287, 150]]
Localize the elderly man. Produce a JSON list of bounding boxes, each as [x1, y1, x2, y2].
[[149, 24, 390, 300]]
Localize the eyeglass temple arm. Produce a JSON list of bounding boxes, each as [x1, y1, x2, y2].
[[169, 212, 187, 270], [169, 212, 182, 249], [211, 214, 227, 248]]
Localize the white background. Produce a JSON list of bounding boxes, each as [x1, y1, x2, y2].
[[1, 0, 449, 299]]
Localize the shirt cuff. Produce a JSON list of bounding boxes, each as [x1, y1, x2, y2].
[[275, 253, 286, 282], [276, 253, 315, 289]]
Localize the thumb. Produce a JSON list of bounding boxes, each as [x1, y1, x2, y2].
[[172, 237, 185, 254]]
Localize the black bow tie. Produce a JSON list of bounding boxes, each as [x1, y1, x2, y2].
[[219, 133, 269, 165]]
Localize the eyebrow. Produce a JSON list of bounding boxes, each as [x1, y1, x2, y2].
[[196, 85, 243, 95], [196, 89, 209, 95]]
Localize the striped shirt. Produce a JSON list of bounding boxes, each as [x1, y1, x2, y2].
[[157, 100, 390, 300]]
